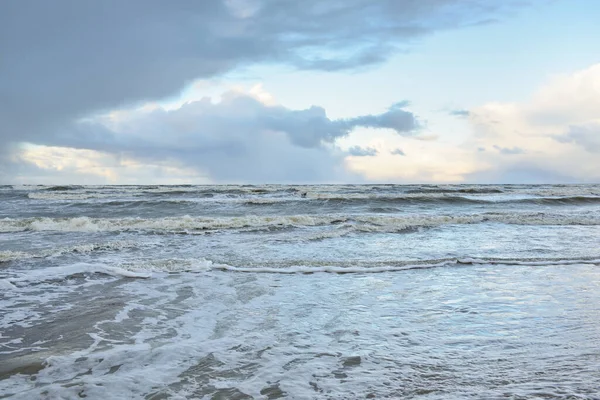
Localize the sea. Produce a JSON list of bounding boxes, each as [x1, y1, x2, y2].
[[1, 184, 599, 399]]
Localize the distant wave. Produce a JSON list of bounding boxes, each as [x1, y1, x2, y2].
[[406, 188, 504, 194], [42, 185, 85, 191], [0, 215, 346, 233], [514, 196, 600, 205], [1, 212, 598, 234], [28, 192, 117, 200], [3, 183, 597, 205], [301, 194, 600, 206]]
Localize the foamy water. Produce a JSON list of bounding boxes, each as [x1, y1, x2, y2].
[[1, 184, 600, 399]]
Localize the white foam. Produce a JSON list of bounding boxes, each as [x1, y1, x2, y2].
[[0, 241, 138, 263], [3, 258, 222, 288], [8, 263, 151, 285], [458, 257, 600, 266], [0, 215, 350, 233], [0, 279, 18, 290], [214, 257, 600, 274], [0, 251, 32, 263], [213, 261, 456, 274], [2, 212, 598, 234], [118, 258, 218, 274], [27, 192, 115, 201]]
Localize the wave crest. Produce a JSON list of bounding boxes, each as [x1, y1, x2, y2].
[[1, 212, 599, 234]]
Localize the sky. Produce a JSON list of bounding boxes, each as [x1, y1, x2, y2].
[[1, 0, 599, 184]]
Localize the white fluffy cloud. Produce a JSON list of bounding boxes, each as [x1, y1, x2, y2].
[[5, 145, 209, 185], [8, 63, 599, 184], [466, 63, 600, 182], [3, 87, 423, 183], [340, 63, 600, 183]]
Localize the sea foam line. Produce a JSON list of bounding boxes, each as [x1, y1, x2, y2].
[[4, 257, 599, 290]]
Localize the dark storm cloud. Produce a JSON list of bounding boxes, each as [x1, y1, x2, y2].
[[0, 0, 527, 146], [348, 146, 378, 157]]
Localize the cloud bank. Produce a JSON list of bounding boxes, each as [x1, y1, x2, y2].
[[1, 0, 525, 144], [341, 63, 600, 183], [4, 89, 419, 183], [466, 63, 600, 182], [5, 0, 593, 184]]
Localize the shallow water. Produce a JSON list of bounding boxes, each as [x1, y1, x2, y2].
[[1, 184, 600, 399]]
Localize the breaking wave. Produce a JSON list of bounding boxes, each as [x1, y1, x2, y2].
[[5, 263, 152, 287], [0, 241, 138, 263], [1, 212, 598, 234], [4, 257, 599, 289], [301, 194, 600, 206], [214, 257, 600, 274], [42, 185, 85, 191], [406, 188, 505, 194]]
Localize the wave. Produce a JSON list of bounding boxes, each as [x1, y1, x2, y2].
[[0, 279, 18, 290], [0, 241, 139, 263], [302, 194, 600, 205], [1, 212, 599, 234], [0, 215, 347, 233], [28, 192, 117, 200], [514, 196, 600, 205], [214, 261, 456, 274], [10, 183, 600, 206], [5, 257, 599, 289], [216, 257, 600, 274], [116, 258, 218, 274], [5, 263, 151, 288], [2, 259, 219, 288], [43, 185, 85, 191], [406, 188, 504, 194], [26, 192, 275, 202], [4, 257, 599, 291], [199, 255, 600, 274]]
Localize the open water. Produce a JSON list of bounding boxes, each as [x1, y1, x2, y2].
[[1, 184, 600, 399]]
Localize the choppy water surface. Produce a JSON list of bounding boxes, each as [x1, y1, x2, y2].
[[1, 184, 600, 399]]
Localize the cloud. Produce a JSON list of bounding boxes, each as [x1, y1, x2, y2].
[[466, 63, 600, 182], [390, 148, 406, 156], [349, 102, 420, 134], [5, 89, 421, 183], [0, 0, 529, 150], [7, 60, 600, 184], [344, 63, 600, 183], [553, 124, 600, 153], [348, 146, 378, 157], [3, 144, 210, 185], [493, 145, 526, 155], [449, 109, 470, 117]]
